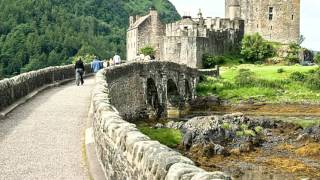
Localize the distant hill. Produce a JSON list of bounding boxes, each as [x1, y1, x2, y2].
[[0, 0, 180, 78]]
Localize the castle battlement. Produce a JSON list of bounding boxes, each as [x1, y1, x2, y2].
[[127, 9, 244, 68], [165, 16, 243, 39]]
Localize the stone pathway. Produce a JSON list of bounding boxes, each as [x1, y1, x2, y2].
[[0, 77, 94, 180]]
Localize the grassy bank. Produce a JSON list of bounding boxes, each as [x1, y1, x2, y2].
[[197, 64, 320, 104], [137, 123, 182, 148]]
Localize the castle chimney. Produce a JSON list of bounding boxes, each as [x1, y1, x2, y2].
[[129, 16, 135, 26], [228, 0, 241, 20], [198, 9, 205, 26]]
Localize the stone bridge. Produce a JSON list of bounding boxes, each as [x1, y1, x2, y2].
[[0, 61, 227, 180], [105, 61, 201, 120]]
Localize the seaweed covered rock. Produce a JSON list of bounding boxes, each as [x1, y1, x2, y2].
[[179, 113, 266, 154]]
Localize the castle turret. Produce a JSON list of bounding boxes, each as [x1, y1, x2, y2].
[[228, 0, 240, 20], [197, 9, 205, 26]]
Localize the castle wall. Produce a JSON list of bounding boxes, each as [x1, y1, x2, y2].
[[227, 0, 300, 43], [162, 18, 244, 68], [127, 11, 165, 61], [127, 10, 244, 68], [162, 36, 198, 68], [127, 28, 138, 61]]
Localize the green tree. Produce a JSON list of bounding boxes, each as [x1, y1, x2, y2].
[[0, 0, 180, 77], [240, 33, 275, 63], [140, 46, 155, 56]]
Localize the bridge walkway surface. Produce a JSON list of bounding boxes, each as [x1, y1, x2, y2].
[[0, 77, 95, 180]]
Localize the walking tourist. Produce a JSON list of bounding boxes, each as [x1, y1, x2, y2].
[[75, 58, 85, 86], [91, 56, 104, 73], [113, 53, 121, 65]]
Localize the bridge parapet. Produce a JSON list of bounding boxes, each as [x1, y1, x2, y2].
[[0, 64, 91, 113], [91, 61, 229, 179]]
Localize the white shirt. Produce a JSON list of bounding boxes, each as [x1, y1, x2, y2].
[[113, 55, 121, 64]]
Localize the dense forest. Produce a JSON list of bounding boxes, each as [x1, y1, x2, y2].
[[0, 0, 180, 79]]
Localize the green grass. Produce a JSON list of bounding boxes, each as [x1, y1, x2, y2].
[[138, 123, 182, 148], [197, 64, 320, 103], [222, 64, 316, 81]]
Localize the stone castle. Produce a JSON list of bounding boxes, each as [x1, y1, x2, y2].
[[225, 0, 300, 44], [127, 0, 300, 68]]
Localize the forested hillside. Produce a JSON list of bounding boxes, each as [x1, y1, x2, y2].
[[0, 0, 180, 78]]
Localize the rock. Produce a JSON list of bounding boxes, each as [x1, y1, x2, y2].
[[154, 123, 164, 129], [239, 142, 254, 153], [201, 143, 229, 157], [296, 133, 309, 141], [182, 115, 227, 145], [182, 130, 193, 150], [214, 144, 229, 156], [165, 121, 184, 129], [189, 96, 221, 109]]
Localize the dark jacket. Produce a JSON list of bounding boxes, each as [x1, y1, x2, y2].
[[75, 60, 85, 70]]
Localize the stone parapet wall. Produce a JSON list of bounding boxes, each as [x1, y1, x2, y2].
[[199, 67, 220, 77], [0, 64, 91, 112], [91, 62, 229, 180]]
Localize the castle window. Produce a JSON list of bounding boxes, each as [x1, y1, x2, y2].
[[270, 26, 273, 30], [257, 24, 259, 28], [269, 7, 274, 21], [292, 14, 294, 20]]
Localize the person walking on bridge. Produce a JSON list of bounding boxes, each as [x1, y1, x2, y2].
[[113, 53, 121, 65], [75, 58, 85, 86], [91, 56, 103, 73]]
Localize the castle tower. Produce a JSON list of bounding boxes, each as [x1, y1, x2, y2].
[[228, 0, 241, 20], [225, 0, 300, 44]]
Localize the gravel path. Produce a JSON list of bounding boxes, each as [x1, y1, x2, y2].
[[0, 77, 94, 180]]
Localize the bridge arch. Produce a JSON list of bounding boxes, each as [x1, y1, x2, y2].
[[146, 78, 163, 117], [167, 79, 181, 107]]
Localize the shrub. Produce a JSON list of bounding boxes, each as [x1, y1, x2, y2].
[[236, 131, 244, 137], [289, 71, 306, 82], [222, 123, 231, 130], [244, 129, 256, 137], [315, 53, 320, 64], [254, 126, 263, 134], [308, 69, 316, 74], [286, 43, 301, 64], [277, 68, 285, 73], [306, 70, 320, 90], [140, 46, 155, 56], [241, 33, 275, 63], [235, 69, 255, 86], [202, 54, 226, 68]]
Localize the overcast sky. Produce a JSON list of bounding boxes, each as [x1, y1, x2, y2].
[[169, 0, 319, 51]]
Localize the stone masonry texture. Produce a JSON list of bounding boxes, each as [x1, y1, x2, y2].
[[226, 0, 300, 43], [0, 64, 91, 112], [91, 62, 230, 179]]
